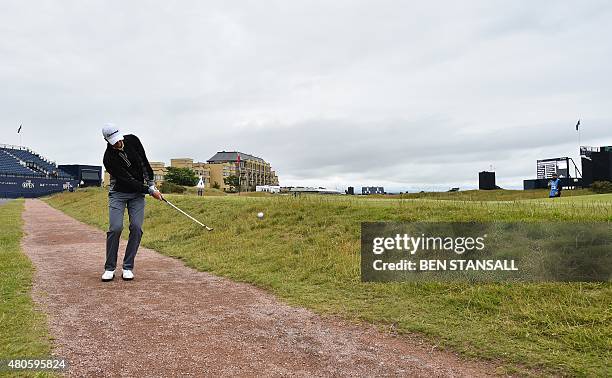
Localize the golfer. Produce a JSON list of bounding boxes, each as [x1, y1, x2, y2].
[[549, 173, 562, 198], [101, 124, 163, 282]]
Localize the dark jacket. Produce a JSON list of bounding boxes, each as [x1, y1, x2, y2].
[[103, 134, 154, 194]]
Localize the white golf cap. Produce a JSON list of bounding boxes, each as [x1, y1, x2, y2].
[[102, 123, 124, 145]]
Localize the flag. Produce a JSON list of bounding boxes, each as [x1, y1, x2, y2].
[[236, 153, 241, 165], [575, 119, 580, 131], [17, 124, 22, 133]]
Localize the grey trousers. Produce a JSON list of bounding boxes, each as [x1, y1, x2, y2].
[[105, 191, 145, 271]]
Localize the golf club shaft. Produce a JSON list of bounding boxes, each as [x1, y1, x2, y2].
[[163, 198, 213, 230]]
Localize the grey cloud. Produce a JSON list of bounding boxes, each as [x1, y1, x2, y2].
[[227, 117, 610, 187], [1, 1, 611, 191]]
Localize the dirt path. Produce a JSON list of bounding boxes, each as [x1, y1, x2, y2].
[[22, 199, 495, 377]]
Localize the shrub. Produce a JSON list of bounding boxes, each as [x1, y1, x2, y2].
[[212, 181, 221, 189], [590, 181, 612, 194], [160, 181, 186, 194], [164, 167, 198, 186]]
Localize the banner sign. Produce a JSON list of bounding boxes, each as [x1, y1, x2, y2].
[[0, 176, 79, 198]]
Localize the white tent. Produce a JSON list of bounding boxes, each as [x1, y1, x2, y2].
[[196, 176, 205, 189]]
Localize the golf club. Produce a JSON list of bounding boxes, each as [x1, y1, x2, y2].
[[162, 197, 213, 231]]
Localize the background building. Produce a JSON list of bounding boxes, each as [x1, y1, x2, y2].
[[581, 145, 612, 186], [191, 162, 211, 187], [149, 161, 167, 186], [167, 159, 212, 187], [478, 171, 496, 190], [170, 158, 193, 169], [362, 186, 385, 195], [206, 161, 236, 191], [116, 150, 280, 192], [256, 185, 281, 193], [0, 144, 80, 198], [207, 151, 279, 191], [58, 164, 102, 187], [523, 155, 583, 190]]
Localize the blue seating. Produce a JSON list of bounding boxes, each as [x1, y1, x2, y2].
[[0, 149, 39, 175], [0, 147, 76, 178], [5, 147, 57, 173]]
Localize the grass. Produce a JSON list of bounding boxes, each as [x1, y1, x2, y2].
[[181, 186, 274, 197], [0, 199, 55, 377], [182, 186, 228, 196], [547, 193, 612, 203], [389, 188, 595, 201], [173, 187, 598, 201], [46, 188, 612, 376]]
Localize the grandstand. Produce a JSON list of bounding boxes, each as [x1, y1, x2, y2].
[[0, 145, 73, 178], [0, 144, 79, 198], [0, 149, 36, 176]]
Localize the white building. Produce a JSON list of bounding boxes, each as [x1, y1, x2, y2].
[[256, 185, 281, 193]]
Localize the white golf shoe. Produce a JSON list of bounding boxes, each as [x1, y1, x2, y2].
[[122, 269, 134, 281], [101, 270, 115, 282]]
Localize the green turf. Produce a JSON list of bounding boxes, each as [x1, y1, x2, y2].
[[0, 199, 56, 377], [540, 193, 612, 203], [390, 188, 595, 201], [46, 188, 612, 376]]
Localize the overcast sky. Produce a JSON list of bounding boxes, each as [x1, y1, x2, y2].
[[1, 1, 611, 191]]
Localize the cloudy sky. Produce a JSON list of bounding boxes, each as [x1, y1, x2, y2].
[[1, 1, 611, 191]]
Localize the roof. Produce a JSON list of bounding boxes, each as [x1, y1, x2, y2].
[[206, 151, 265, 163]]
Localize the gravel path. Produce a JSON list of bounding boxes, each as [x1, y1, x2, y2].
[[22, 199, 495, 377]]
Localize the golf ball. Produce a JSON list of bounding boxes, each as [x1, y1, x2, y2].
[[257, 212, 264, 219]]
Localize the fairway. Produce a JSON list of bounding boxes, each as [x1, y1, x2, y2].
[[46, 188, 612, 376]]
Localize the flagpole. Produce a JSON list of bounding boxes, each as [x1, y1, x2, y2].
[[576, 118, 581, 156], [17, 124, 22, 146], [576, 119, 581, 179]]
